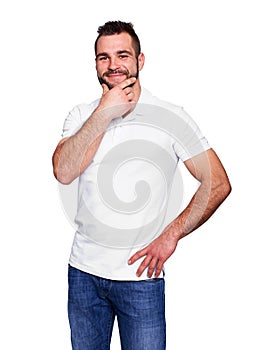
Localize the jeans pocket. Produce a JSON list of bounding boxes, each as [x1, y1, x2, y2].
[[142, 278, 164, 283]]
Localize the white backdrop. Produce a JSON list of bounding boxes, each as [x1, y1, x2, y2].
[[1, 0, 268, 349]]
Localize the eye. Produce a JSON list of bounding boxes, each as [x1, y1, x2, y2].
[[99, 56, 108, 61], [119, 55, 128, 59]]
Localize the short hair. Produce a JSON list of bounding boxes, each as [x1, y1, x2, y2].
[[94, 21, 141, 57]]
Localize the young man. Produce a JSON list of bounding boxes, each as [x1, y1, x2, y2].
[[53, 21, 231, 350]]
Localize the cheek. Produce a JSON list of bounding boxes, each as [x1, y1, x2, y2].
[[126, 60, 138, 72], [96, 63, 106, 75]]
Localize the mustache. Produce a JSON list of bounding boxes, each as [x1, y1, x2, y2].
[[103, 69, 129, 77]]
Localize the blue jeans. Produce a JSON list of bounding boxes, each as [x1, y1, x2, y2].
[[68, 265, 166, 350]]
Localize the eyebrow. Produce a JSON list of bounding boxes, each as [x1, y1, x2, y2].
[[117, 50, 133, 56], [96, 50, 133, 59]]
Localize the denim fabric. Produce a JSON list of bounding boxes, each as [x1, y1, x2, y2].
[[68, 265, 166, 350]]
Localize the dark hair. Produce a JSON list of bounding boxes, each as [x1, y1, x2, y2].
[[94, 21, 141, 57]]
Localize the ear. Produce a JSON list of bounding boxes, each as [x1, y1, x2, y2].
[[137, 53, 145, 71]]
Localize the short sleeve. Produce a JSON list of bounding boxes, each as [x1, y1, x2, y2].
[[61, 105, 82, 138], [61, 101, 100, 139], [172, 107, 211, 162]]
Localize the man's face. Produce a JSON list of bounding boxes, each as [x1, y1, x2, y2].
[[95, 32, 144, 89]]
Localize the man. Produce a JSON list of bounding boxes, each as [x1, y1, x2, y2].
[[52, 21, 231, 350]]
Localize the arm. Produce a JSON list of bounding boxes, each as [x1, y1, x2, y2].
[[128, 148, 232, 277], [52, 114, 106, 185], [52, 77, 137, 184]]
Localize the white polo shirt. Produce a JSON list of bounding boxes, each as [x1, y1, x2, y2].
[[61, 88, 210, 280]]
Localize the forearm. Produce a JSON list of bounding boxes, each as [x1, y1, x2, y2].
[[170, 179, 231, 241], [53, 109, 111, 184]]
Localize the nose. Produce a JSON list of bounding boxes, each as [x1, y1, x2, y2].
[[108, 56, 120, 71]]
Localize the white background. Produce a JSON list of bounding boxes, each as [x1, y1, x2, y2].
[[1, 0, 268, 349]]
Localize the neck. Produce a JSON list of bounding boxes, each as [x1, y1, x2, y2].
[[132, 79, 142, 103]]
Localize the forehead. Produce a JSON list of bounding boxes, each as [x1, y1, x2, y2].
[[96, 32, 135, 55]]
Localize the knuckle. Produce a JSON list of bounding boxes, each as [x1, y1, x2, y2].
[[158, 254, 165, 261]]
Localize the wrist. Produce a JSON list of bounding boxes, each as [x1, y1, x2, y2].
[[93, 105, 114, 122]]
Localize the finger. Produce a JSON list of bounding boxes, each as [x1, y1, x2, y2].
[[127, 92, 134, 102], [136, 255, 153, 277], [124, 87, 133, 95], [154, 260, 164, 278], [125, 88, 135, 102], [124, 87, 135, 102], [118, 77, 136, 90], [128, 247, 147, 265], [147, 257, 158, 278], [102, 83, 109, 94]]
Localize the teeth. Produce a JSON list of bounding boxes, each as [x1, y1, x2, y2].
[[106, 71, 126, 76]]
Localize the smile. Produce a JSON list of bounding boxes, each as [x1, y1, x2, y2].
[[107, 73, 125, 77]]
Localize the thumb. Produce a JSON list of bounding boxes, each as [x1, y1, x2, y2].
[[102, 83, 109, 95]]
